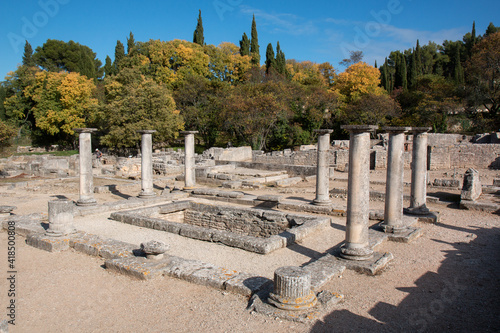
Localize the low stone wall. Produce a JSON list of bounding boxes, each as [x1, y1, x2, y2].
[[429, 143, 500, 170], [0, 155, 78, 177], [185, 203, 291, 238]]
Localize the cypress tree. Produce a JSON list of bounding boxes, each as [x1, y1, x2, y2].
[[374, 60, 377, 68], [193, 9, 205, 46], [104, 55, 113, 77], [114, 40, 125, 72], [127, 31, 135, 54], [239, 32, 250, 56], [401, 53, 408, 90], [408, 51, 417, 88], [415, 39, 422, 76], [250, 15, 260, 66], [22, 40, 35, 67], [395, 52, 407, 90], [265, 43, 276, 74], [275, 41, 286, 75], [453, 46, 464, 85]]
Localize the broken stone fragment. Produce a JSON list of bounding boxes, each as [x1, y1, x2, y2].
[[140, 240, 169, 260]]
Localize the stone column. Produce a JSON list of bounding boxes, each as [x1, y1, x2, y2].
[[180, 131, 198, 189], [381, 127, 410, 233], [405, 127, 431, 215], [268, 266, 317, 311], [340, 125, 377, 261], [74, 128, 97, 206], [46, 199, 76, 236], [137, 130, 157, 198], [313, 129, 334, 205]]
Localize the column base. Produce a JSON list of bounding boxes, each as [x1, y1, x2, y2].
[[268, 291, 317, 311], [339, 244, 373, 261], [138, 191, 156, 199], [312, 198, 332, 206], [403, 205, 430, 215], [76, 198, 97, 206], [379, 222, 408, 234], [45, 228, 77, 238]]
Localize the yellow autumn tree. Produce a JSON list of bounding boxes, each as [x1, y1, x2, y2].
[[332, 62, 385, 103], [24, 71, 98, 144]]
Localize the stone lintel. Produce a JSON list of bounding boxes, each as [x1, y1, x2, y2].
[[341, 125, 378, 132], [381, 126, 411, 133], [73, 128, 97, 133], [411, 127, 432, 133], [136, 130, 157, 134], [314, 129, 334, 135], [179, 130, 199, 135]]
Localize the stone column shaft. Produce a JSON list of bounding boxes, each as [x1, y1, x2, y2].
[[180, 131, 198, 189], [46, 199, 76, 236], [268, 266, 317, 311], [74, 128, 97, 206], [406, 127, 431, 214], [381, 127, 410, 232], [340, 125, 377, 261], [313, 129, 334, 205], [137, 130, 156, 198]]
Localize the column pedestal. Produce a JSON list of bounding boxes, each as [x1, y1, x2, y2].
[[180, 131, 199, 189], [313, 129, 334, 205], [74, 128, 97, 206], [137, 130, 157, 198]]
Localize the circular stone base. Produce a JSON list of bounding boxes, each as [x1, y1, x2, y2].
[[312, 199, 332, 206], [268, 291, 317, 311], [45, 228, 77, 237], [138, 192, 156, 199], [340, 244, 373, 261], [379, 222, 407, 234], [76, 199, 97, 207], [403, 206, 430, 215]]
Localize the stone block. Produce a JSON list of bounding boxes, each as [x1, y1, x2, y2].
[[461, 168, 482, 201], [303, 257, 346, 290], [224, 273, 272, 296], [162, 256, 215, 280], [433, 178, 460, 187], [26, 233, 70, 252], [185, 266, 240, 290], [221, 181, 243, 189], [105, 256, 170, 280], [493, 178, 500, 187]]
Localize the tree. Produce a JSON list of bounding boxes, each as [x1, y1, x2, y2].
[[114, 40, 125, 73], [204, 42, 251, 83], [466, 32, 500, 122], [103, 56, 113, 77], [22, 41, 35, 67], [484, 22, 499, 37], [23, 71, 98, 145], [193, 10, 205, 46], [127, 31, 135, 54], [275, 41, 287, 75], [339, 50, 363, 67], [0, 119, 16, 149], [239, 32, 250, 56], [250, 15, 260, 66], [34, 39, 103, 80], [265, 43, 276, 74], [332, 62, 385, 103], [342, 93, 401, 126], [101, 67, 184, 148]]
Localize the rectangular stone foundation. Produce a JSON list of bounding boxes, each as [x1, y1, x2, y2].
[[110, 200, 330, 254]]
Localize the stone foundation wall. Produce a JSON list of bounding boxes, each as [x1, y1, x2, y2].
[[429, 143, 500, 170], [183, 203, 291, 238]]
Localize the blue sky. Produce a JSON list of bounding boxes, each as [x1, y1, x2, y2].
[[1, 0, 498, 80]]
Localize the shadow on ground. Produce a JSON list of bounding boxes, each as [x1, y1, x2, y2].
[[310, 225, 500, 332]]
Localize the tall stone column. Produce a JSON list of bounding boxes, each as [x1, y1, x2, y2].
[[137, 130, 156, 198], [313, 129, 334, 205], [405, 127, 431, 215], [340, 125, 377, 261], [74, 128, 97, 206], [381, 127, 410, 233], [180, 131, 198, 189]]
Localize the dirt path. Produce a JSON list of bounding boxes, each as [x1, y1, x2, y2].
[[1, 170, 499, 332]]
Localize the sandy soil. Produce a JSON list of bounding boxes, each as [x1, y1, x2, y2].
[[0, 168, 499, 333]]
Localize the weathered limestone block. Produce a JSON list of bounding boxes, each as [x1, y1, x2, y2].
[[140, 240, 169, 260], [461, 168, 482, 201]]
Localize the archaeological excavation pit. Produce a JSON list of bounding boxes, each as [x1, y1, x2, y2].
[[110, 200, 330, 254]]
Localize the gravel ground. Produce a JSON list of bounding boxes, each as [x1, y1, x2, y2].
[[0, 168, 499, 332]]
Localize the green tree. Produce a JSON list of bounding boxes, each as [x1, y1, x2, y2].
[[193, 10, 205, 46], [127, 31, 135, 54], [484, 22, 499, 37], [114, 40, 125, 73], [265, 43, 276, 74], [0, 119, 17, 149], [22, 41, 35, 67], [250, 15, 260, 66], [0, 85, 6, 121], [103, 56, 113, 77], [34, 39, 103, 80], [239, 32, 250, 56], [408, 51, 417, 88], [101, 68, 184, 148], [275, 41, 287, 75], [415, 40, 422, 75]]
